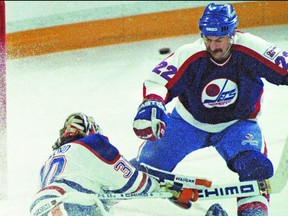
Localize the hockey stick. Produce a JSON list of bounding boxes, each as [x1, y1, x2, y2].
[[197, 179, 269, 200], [140, 163, 212, 189], [142, 163, 265, 200], [267, 135, 288, 193], [141, 135, 288, 200], [32, 191, 174, 216], [197, 135, 288, 200], [34, 137, 288, 215], [65, 191, 173, 200]]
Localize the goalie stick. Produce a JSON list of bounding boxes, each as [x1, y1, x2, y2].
[[63, 191, 173, 200], [33, 136, 288, 215], [32, 191, 174, 216]]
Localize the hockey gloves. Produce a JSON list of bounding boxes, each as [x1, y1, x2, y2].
[[133, 99, 168, 141], [165, 183, 198, 209]]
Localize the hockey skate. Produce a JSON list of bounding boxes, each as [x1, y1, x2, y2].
[[206, 203, 228, 216]]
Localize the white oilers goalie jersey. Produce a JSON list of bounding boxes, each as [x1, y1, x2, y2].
[[144, 30, 288, 132], [31, 134, 159, 213]]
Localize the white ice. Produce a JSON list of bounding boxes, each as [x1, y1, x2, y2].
[[2, 24, 288, 215]]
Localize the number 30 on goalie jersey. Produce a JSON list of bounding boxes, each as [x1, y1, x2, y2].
[[39, 134, 159, 196]]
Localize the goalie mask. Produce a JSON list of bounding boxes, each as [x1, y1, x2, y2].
[[53, 112, 102, 150]]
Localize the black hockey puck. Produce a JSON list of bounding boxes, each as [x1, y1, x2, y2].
[[159, 47, 171, 54]]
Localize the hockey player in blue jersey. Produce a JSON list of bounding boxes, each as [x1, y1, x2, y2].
[[132, 2, 288, 215], [30, 112, 199, 216]]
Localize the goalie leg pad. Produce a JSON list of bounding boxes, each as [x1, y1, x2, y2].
[[229, 150, 273, 181]]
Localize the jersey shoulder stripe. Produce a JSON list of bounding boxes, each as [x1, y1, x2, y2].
[[164, 39, 207, 89], [234, 32, 287, 76], [73, 134, 120, 164], [110, 170, 139, 193]]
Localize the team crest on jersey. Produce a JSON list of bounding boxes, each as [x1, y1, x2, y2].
[[264, 45, 281, 60], [57, 144, 71, 154], [202, 78, 238, 108]]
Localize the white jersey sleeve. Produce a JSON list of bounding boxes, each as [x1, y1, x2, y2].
[[40, 134, 159, 194], [30, 134, 160, 215]]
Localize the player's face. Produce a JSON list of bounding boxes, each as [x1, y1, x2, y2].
[[203, 36, 231, 62]]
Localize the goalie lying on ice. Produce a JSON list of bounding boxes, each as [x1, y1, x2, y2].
[[29, 112, 199, 216]]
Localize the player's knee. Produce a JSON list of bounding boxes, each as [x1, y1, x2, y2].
[[229, 150, 273, 181]]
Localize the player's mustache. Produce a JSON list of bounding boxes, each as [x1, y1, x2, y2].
[[208, 48, 223, 54]]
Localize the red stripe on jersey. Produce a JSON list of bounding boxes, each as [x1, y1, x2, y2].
[[233, 44, 287, 76], [263, 140, 268, 156], [249, 89, 263, 119], [166, 51, 207, 90], [143, 85, 169, 103], [38, 185, 66, 195], [144, 94, 165, 103], [132, 173, 147, 193]]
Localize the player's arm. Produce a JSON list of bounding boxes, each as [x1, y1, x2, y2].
[[235, 32, 288, 85], [133, 43, 206, 141], [75, 134, 198, 204], [75, 134, 160, 193], [258, 45, 288, 85], [132, 53, 178, 142], [107, 154, 199, 205]]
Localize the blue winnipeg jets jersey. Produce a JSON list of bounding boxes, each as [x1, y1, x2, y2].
[[144, 31, 288, 132]]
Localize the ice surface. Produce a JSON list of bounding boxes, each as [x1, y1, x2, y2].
[[2, 24, 288, 215]]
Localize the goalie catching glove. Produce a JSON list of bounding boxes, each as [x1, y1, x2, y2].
[[133, 97, 168, 141]]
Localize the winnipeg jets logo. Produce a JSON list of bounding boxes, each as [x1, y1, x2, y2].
[[202, 79, 238, 108]]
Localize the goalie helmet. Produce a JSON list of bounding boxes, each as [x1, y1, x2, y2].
[[199, 3, 238, 38], [52, 112, 102, 150]]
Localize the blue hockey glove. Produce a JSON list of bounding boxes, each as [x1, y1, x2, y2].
[[133, 99, 168, 141]]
